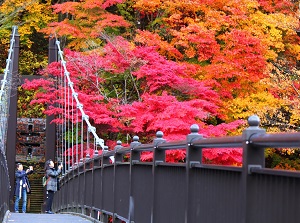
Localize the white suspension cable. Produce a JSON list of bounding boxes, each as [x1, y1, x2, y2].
[[63, 67, 67, 173], [71, 89, 74, 168], [59, 64, 64, 169], [0, 26, 16, 101], [75, 106, 79, 165], [67, 77, 70, 170], [55, 39, 105, 150], [80, 118, 84, 163], [86, 128, 90, 159], [0, 26, 17, 152], [56, 64, 65, 171]]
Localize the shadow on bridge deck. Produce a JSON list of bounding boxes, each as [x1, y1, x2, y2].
[[3, 212, 97, 223]]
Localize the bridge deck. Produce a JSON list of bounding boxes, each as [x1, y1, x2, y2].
[[4, 212, 94, 223]]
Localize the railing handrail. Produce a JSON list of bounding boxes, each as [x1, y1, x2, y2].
[[250, 132, 300, 148]]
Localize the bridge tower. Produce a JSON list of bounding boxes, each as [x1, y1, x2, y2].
[[5, 32, 57, 212]]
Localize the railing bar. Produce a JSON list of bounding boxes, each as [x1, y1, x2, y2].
[[155, 162, 186, 167], [102, 151, 115, 157], [193, 164, 242, 172], [92, 207, 101, 212], [250, 168, 300, 178], [115, 147, 131, 154], [131, 145, 154, 151], [191, 136, 243, 148], [101, 209, 114, 216], [130, 162, 152, 166], [114, 162, 130, 166], [114, 213, 129, 222], [192, 143, 243, 148], [250, 132, 300, 148], [156, 140, 186, 148]]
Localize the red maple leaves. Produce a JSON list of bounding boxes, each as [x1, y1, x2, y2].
[[23, 36, 244, 165]]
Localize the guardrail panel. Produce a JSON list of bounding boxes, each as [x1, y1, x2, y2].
[[131, 164, 153, 223], [246, 173, 300, 223], [102, 165, 114, 213], [114, 164, 130, 219], [153, 165, 186, 223], [84, 169, 93, 208], [188, 167, 243, 223]]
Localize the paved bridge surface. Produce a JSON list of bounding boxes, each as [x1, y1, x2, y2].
[[3, 213, 94, 223]]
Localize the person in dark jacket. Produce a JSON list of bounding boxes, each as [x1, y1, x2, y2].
[[44, 159, 62, 214], [14, 163, 33, 213]]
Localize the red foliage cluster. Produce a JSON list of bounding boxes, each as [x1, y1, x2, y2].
[[23, 37, 245, 165]]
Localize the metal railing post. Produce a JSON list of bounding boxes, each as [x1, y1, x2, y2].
[[241, 115, 266, 223], [151, 131, 166, 222], [128, 137, 141, 223], [185, 124, 203, 223], [100, 151, 111, 222]]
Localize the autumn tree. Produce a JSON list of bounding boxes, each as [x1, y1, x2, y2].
[[0, 0, 57, 75], [134, 0, 300, 130], [41, 0, 131, 50], [22, 0, 300, 166], [23, 36, 244, 164]]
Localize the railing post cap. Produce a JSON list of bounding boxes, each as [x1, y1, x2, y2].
[[156, 131, 163, 138], [114, 140, 123, 151], [243, 115, 266, 138], [133, 136, 139, 141], [190, 124, 199, 133], [130, 136, 141, 149], [187, 124, 203, 141], [153, 131, 166, 146], [248, 115, 260, 127]]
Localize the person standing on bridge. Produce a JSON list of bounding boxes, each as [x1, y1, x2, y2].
[[14, 163, 33, 213], [44, 159, 62, 214]]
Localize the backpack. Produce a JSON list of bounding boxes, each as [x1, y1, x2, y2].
[[42, 176, 49, 187]]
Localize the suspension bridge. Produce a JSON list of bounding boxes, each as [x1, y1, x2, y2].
[[1, 26, 300, 223]]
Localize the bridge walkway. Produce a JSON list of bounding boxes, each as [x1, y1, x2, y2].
[[3, 212, 96, 223]]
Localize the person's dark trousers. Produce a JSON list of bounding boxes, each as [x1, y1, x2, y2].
[[46, 190, 54, 212]]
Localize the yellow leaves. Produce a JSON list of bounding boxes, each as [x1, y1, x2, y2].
[[227, 88, 283, 121], [288, 101, 300, 127], [247, 12, 298, 60], [134, 0, 162, 13], [19, 50, 47, 75], [281, 148, 295, 156], [286, 44, 300, 61], [245, 0, 259, 11], [0, 0, 30, 14], [17, 86, 46, 118], [0, 0, 56, 47]]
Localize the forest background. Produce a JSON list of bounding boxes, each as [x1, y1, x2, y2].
[[0, 0, 300, 169]]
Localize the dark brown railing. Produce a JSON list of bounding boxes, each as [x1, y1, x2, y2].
[[0, 150, 10, 222], [52, 115, 300, 223], [0, 26, 19, 222]]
